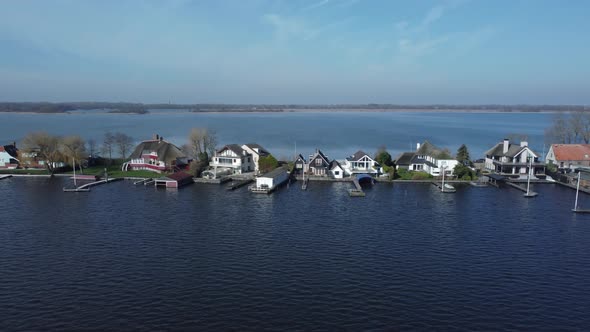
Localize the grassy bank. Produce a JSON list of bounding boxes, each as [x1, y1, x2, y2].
[[66, 165, 170, 179], [0, 169, 50, 175]]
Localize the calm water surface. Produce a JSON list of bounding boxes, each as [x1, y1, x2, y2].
[[1, 177, 590, 331], [0, 111, 552, 158]]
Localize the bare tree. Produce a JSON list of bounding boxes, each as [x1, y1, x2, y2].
[[102, 132, 115, 164], [22, 132, 63, 175], [87, 138, 98, 157], [188, 128, 217, 159], [62, 135, 87, 172], [114, 132, 134, 159], [545, 113, 572, 144]]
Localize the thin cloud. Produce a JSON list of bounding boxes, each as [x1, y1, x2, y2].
[[301, 0, 330, 11]]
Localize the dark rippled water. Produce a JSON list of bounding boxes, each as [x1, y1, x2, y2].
[[2, 177, 590, 331]]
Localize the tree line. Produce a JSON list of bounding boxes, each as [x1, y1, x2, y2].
[[545, 111, 590, 144]]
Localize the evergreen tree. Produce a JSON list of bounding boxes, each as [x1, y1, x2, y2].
[[456, 144, 472, 166]]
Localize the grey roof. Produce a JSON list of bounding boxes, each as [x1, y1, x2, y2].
[[485, 142, 537, 158], [329, 159, 342, 170], [295, 154, 306, 163], [310, 149, 329, 164], [395, 152, 415, 166], [260, 165, 288, 178], [2, 144, 18, 158], [410, 156, 437, 168], [346, 150, 370, 161], [244, 143, 269, 156], [129, 140, 185, 163], [219, 144, 247, 157]]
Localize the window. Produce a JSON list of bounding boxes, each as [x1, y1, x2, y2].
[[315, 158, 322, 166], [335, 171, 340, 175]]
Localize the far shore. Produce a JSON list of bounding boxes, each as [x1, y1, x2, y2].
[[0, 108, 574, 115]]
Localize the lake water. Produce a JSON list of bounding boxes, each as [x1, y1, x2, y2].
[[1, 177, 590, 330], [0, 111, 553, 159]]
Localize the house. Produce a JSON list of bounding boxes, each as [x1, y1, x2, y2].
[[292, 154, 307, 176], [0, 143, 19, 169], [241, 143, 270, 174], [125, 134, 185, 173], [329, 160, 345, 179], [484, 139, 544, 176], [395, 142, 458, 176], [307, 149, 331, 176], [545, 144, 590, 170], [210, 144, 253, 175], [249, 166, 290, 193], [342, 150, 381, 176]]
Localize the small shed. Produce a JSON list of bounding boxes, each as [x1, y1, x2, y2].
[[154, 171, 194, 188], [251, 166, 289, 193]]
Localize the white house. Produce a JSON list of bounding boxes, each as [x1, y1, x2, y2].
[[241, 143, 270, 175], [342, 150, 381, 176], [396, 142, 458, 176], [210, 144, 253, 175], [329, 160, 345, 179], [250, 166, 289, 193], [545, 144, 590, 170], [485, 139, 544, 176], [0, 143, 19, 169]]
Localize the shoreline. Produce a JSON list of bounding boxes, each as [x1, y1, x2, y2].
[[0, 108, 572, 115]]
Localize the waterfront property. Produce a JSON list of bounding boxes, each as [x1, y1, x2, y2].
[[209, 144, 253, 175], [124, 134, 186, 173], [307, 149, 332, 176], [484, 139, 545, 176], [329, 160, 345, 179], [292, 154, 307, 176], [249, 166, 289, 193], [395, 142, 458, 176], [0, 143, 19, 169], [545, 144, 590, 170], [342, 150, 381, 176], [241, 143, 270, 175]]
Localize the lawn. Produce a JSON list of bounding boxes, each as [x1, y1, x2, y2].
[[0, 168, 50, 175], [66, 165, 171, 179]]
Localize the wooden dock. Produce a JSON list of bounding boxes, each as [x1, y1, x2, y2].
[[64, 178, 122, 192], [227, 179, 253, 190], [133, 178, 150, 185], [504, 181, 538, 196], [0, 175, 13, 181], [572, 209, 590, 213], [349, 178, 365, 197]]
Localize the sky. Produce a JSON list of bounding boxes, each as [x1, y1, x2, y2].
[[0, 0, 589, 104]]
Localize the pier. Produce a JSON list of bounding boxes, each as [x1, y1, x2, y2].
[[227, 179, 253, 190], [63, 178, 122, 192], [503, 181, 538, 196], [0, 175, 13, 181], [348, 175, 366, 197]]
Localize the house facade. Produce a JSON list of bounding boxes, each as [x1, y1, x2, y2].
[[241, 143, 270, 175], [292, 154, 307, 176], [251, 166, 289, 192], [342, 150, 381, 176], [329, 160, 345, 179], [125, 135, 185, 173], [210, 144, 253, 175], [395, 142, 458, 176], [0, 143, 19, 169], [307, 149, 331, 176], [485, 139, 544, 175], [545, 144, 590, 169]]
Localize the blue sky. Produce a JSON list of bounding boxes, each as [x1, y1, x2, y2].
[[0, 0, 589, 104]]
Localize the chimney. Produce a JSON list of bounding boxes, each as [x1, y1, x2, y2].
[[416, 142, 421, 151], [520, 141, 528, 147], [159, 136, 163, 142], [12, 141, 16, 148], [153, 134, 159, 141], [503, 139, 509, 154]]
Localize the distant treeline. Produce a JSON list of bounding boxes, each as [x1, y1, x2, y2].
[[0, 102, 588, 113]]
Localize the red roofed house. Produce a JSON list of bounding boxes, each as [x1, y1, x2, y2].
[[546, 144, 590, 170]]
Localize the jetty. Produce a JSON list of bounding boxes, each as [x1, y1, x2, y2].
[[133, 178, 150, 185], [504, 181, 538, 196], [63, 178, 122, 192], [348, 174, 369, 197], [0, 175, 13, 181], [227, 178, 253, 190]]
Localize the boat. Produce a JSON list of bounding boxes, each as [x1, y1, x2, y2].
[[442, 183, 456, 193]]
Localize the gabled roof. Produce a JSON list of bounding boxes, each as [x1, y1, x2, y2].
[[295, 154, 306, 163], [416, 141, 450, 158], [1, 144, 18, 158], [243, 143, 270, 156], [329, 159, 343, 170], [218, 144, 247, 157], [550, 144, 590, 161], [309, 149, 329, 164], [129, 139, 185, 163], [485, 141, 538, 158], [260, 165, 288, 178], [395, 152, 415, 166], [346, 150, 371, 161], [410, 155, 437, 168]]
